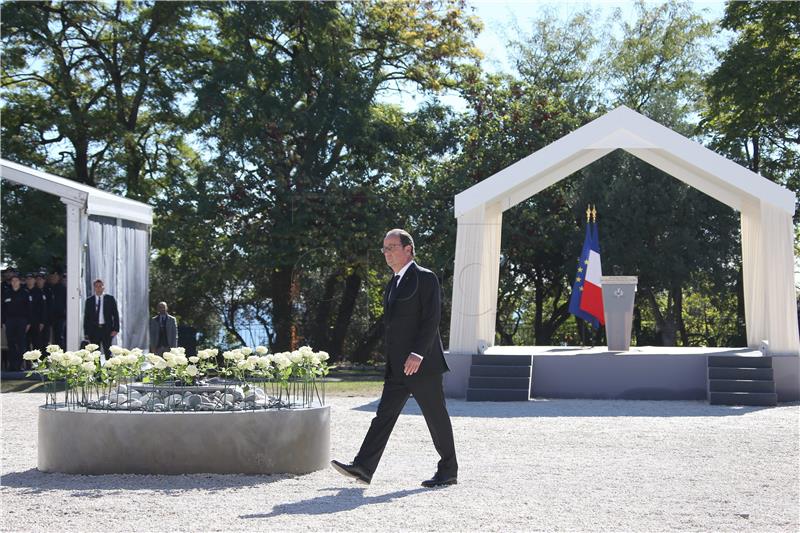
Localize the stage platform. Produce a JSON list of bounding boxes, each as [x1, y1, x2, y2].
[[443, 346, 800, 402]]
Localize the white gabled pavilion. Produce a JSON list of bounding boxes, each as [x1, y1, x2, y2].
[[1, 159, 153, 351], [449, 106, 799, 357]]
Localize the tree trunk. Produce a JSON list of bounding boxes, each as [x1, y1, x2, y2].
[[351, 317, 384, 364], [311, 270, 341, 350], [672, 285, 688, 346], [329, 270, 361, 359], [270, 266, 294, 352]]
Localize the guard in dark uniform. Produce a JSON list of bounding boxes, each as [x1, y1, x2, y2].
[[2, 273, 32, 371], [34, 272, 51, 350], [47, 271, 67, 349], [25, 273, 47, 352]]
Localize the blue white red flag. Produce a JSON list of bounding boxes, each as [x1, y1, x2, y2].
[[568, 210, 605, 328]]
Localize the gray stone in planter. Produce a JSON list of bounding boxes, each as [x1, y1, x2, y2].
[[113, 394, 127, 405], [38, 406, 330, 474], [125, 400, 143, 409], [128, 390, 141, 400], [186, 395, 202, 409]]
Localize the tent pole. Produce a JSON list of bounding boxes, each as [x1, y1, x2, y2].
[[62, 198, 83, 351]]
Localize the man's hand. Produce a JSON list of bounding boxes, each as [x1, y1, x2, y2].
[[110, 330, 118, 337], [403, 353, 423, 376], [25, 324, 30, 332], [39, 324, 45, 331]]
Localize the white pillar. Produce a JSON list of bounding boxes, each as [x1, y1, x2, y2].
[[741, 200, 800, 355], [448, 202, 503, 354], [61, 198, 83, 351]]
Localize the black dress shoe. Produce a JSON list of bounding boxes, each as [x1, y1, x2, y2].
[[330, 460, 372, 484], [421, 472, 458, 488]]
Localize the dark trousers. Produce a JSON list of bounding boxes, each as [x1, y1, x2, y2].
[[27, 323, 44, 352], [5, 318, 29, 371], [51, 318, 66, 349], [354, 373, 457, 478], [88, 323, 113, 357]]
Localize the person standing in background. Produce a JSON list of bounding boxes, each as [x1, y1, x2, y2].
[[47, 271, 67, 349], [149, 301, 178, 355], [24, 273, 46, 353], [83, 279, 120, 358], [2, 273, 31, 371], [34, 272, 51, 350]]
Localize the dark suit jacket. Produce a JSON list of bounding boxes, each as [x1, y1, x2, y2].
[[383, 262, 448, 379], [149, 314, 178, 351], [83, 294, 120, 335]]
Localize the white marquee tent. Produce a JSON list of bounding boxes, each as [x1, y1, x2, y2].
[[449, 106, 799, 357], [1, 159, 153, 350]]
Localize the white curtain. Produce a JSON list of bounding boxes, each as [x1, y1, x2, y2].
[[448, 203, 503, 354], [740, 201, 799, 355], [85, 215, 150, 349]]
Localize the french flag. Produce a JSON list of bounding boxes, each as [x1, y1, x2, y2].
[[568, 214, 605, 328]]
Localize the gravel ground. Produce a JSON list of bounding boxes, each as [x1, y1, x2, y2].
[[1, 392, 798, 532]]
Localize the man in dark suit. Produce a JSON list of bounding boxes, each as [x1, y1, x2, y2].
[[47, 271, 67, 349], [83, 279, 120, 358], [149, 301, 178, 355], [331, 229, 457, 487]]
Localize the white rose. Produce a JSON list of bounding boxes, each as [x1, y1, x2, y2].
[[170, 347, 185, 355], [154, 359, 168, 370], [23, 350, 42, 361], [208, 348, 218, 357], [91, 350, 102, 361], [46, 344, 61, 354], [67, 353, 83, 366], [85, 343, 99, 352], [318, 351, 329, 361], [189, 356, 199, 363], [255, 346, 268, 355], [290, 351, 302, 364], [257, 355, 272, 368], [130, 348, 143, 357], [81, 361, 96, 372], [185, 365, 199, 376], [123, 354, 138, 365], [241, 347, 253, 356], [109, 345, 125, 355]]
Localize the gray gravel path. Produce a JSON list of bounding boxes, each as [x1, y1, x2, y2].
[[2, 392, 798, 532]]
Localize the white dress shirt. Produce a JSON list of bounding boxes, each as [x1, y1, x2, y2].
[[392, 261, 423, 361], [95, 294, 105, 325]]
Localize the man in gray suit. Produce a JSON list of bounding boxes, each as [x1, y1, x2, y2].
[[149, 302, 178, 355]]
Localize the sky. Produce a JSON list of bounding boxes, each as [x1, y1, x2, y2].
[[387, 0, 729, 112]]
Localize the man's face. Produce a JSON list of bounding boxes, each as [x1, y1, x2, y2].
[[10, 277, 20, 290], [94, 281, 104, 296], [48, 274, 58, 285], [25, 277, 35, 289], [382, 235, 412, 273], [157, 303, 167, 315], [35, 277, 45, 289]]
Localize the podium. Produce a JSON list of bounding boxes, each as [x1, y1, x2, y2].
[[601, 276, 638, 351]]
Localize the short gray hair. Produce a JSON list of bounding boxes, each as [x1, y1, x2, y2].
[[385, 228, 415, 256]]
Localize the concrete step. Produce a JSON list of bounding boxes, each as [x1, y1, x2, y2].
[[708, 355, 772, 368], [469, 365, 532, 378], [466, 388, 530, 402], [708, 367, 773, 381], [471, 354, 533, 366], [468, 376, 531, 390], [709, 391, 777, 406], [708, 379, 776, 393]]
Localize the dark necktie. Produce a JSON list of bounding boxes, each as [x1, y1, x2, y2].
[[95, 297, 101, 321], [388, 274, 400, 302]]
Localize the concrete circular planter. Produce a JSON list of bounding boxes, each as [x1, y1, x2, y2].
[[38, 405, 330, 475]]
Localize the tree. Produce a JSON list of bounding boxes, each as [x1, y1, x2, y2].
[[702, 1, 800, 194], [172, 1, 481, 353]]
